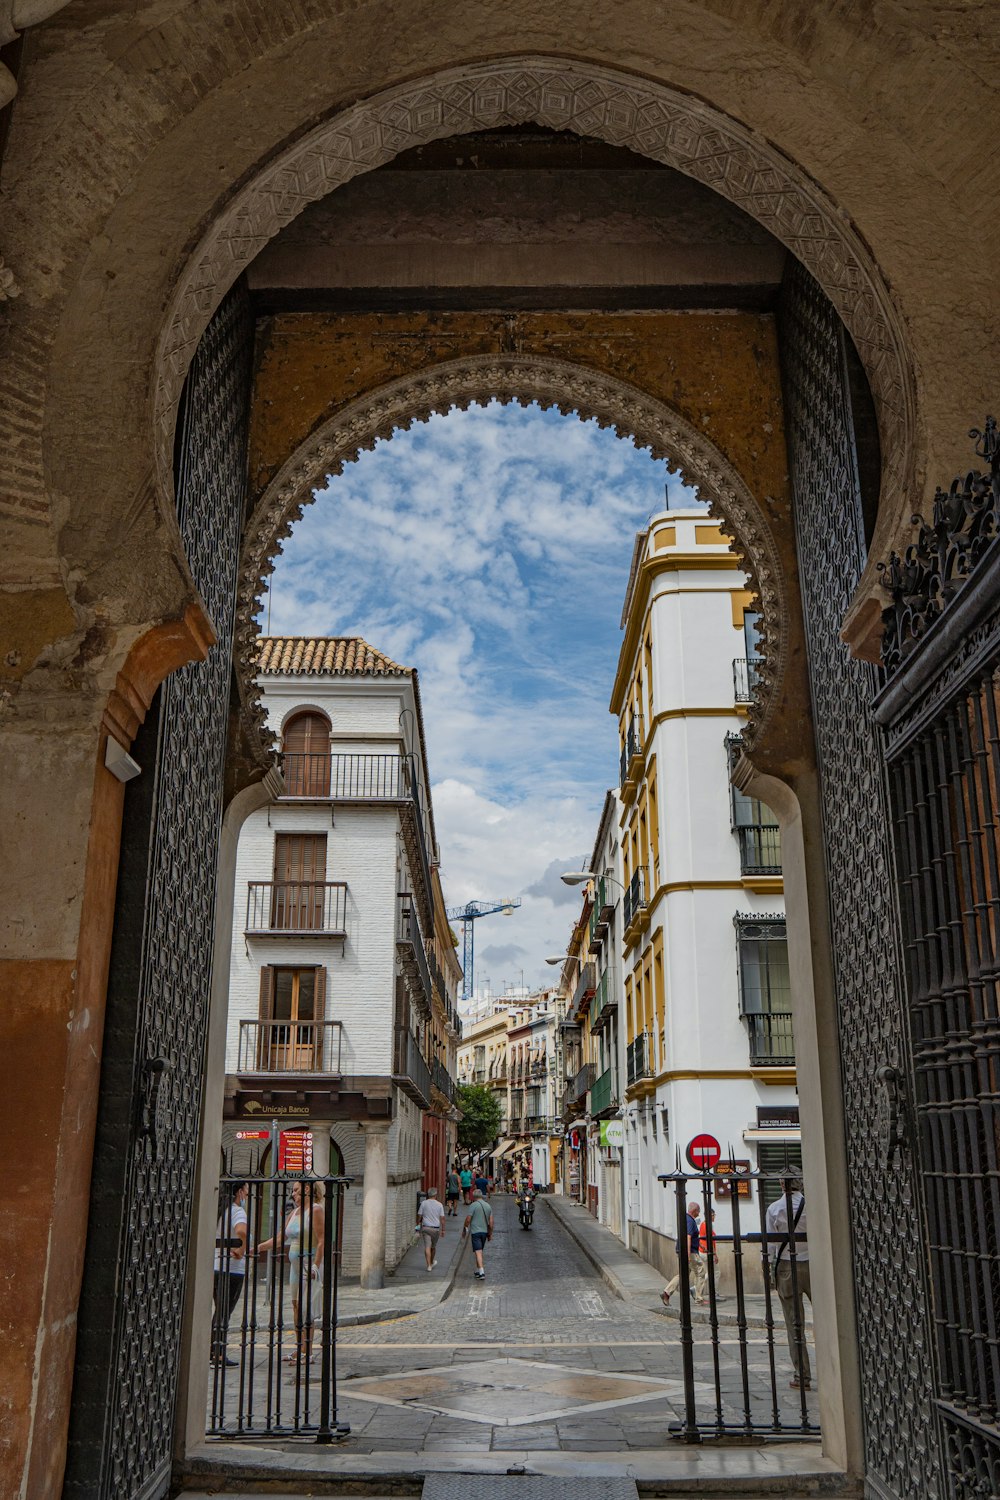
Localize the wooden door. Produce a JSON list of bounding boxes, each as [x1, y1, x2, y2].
[[283, 711, 331, 796]]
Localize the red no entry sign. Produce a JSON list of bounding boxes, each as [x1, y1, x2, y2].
[[686, 1133, 722, 1172]]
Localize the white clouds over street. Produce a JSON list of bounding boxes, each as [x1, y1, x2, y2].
[[261, 401, 697, 993]]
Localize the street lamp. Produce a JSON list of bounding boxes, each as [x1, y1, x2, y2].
[[544, 953, 572, 965], [560, 869, 626, 892]]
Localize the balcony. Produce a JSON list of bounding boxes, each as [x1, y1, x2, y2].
[[571, 961, 596, 1018], [619, 714, 644, 797], [394, 1026, 433, 1108], [622, 868, 648, 944], [397, 895, 433, 1019], [526, 1114, 556, 1134], [736, 823, 782, 876], [627, 1030, 653, 1086], [569, 1061, 596, 1105], [245, 881, 347, 937], [237, 1018, 343, 1075], [589, 971, 616, 1032], [589, 1065, 616, 1117], [734, 657, 762, 704], [432, 1056, 456, 1104], [745, 1011, 796, 1067]]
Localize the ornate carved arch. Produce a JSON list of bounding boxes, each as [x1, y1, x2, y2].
[[156, 55, 915, 546], [235, 354, 786, 752]]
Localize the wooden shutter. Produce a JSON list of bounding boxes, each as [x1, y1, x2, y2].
[[313, 966, 327, 1069], [283, 711, 331, 796], [257, 966, 275, 1070]]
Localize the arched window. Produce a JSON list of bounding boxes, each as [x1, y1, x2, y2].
[[282, 710, 331, 796]]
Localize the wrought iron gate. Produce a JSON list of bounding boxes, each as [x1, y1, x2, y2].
[[780, 265, 943, 1499], [65, 283, 254, 1499], [208, 1169, 351, 1440], [875, 422, 1000, 1497]]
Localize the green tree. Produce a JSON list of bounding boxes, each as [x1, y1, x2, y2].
[[456, 1083, 503, 1151]]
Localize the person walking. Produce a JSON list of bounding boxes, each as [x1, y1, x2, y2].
[[460, 1163, 473, 1204], [660, 1201, 705, 1305], [212, 1180, 249, 1365], [698, 1208, 720, 1303], [445, 1164, 461, 1216], [462, 1187, 494, 1279], [765, 1177, 811, 1389], [258, 1180, 325, 1363], [417, 1186, 446, 1270], [474, 1169, 489, 1197]]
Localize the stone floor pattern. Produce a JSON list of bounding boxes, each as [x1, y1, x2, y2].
[[209, 1194, 817, 1456]]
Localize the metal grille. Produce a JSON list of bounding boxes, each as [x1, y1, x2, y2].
[[66, 283, 254, 1499], [779, 264, 943, 1499], [874, 427, 1000, 1493]]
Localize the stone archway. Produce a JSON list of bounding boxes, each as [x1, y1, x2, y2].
[[234, 353, 788, 753], [154, 55, 914, 638]]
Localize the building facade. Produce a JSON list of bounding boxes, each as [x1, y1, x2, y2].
[[221, 636, 460, 1285]]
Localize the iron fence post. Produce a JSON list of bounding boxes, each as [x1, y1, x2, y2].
[[672, 1167, 701, 1442]]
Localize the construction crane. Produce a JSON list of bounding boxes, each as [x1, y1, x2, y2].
[[446, 898, 522, 1003]]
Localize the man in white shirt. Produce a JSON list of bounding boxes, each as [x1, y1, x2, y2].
[[764, 1178, 811, 1389], [417, 1187, 446, 1271]]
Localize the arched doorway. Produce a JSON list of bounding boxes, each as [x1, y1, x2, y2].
[[39, 52, 959, 1500]]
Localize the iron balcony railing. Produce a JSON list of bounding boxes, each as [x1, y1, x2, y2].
[[570, 1061, 596, 1103], [733, 657, 762, 704], [237, 1018, 343, 1075], [623, 868, 647, 932], [529, 1058, 548, 1079], [397, 894, 433, 1016], [588, 876, 611, 951], [745, 1010, 796, 1066], [627, 1030, 652, 1085], [619, 713, 644, 788], [590, 971, 612, 1031], [526, 1114, 556, 1134], [432, 1056, 456, 1103], [246, 881, 348, 936], [571, 961, 596, 1016], [281, 751, 407, 800], [394, 1026, 433, 1108], [589, 1065, 615, 1116], [736, 823, 782, 875]]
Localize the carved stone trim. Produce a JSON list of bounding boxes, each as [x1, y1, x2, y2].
[[234, 354, 787, 755], [153, 56, 915, 548]]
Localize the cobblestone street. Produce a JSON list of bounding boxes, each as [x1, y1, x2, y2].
[[317, 1193, 816, 1455]]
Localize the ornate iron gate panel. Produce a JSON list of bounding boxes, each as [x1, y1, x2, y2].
[[65, 283, 254, 1500], [779, 264, 943, 1499], [875, 425, 1000, 1497]]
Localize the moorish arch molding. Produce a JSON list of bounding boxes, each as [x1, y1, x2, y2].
[[155, 56, 916, 615], [234, 354, 787, 754]]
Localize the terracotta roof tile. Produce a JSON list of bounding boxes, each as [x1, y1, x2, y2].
[[256, 636, 410, 677]]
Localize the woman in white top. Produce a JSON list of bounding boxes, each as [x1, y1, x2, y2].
[[212, 1181, 249, 1366], [258, 1180, 326, 1362]]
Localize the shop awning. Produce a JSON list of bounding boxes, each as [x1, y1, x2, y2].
[[742, 1127, 802, 1142], [492, 1139, 518, 1158]]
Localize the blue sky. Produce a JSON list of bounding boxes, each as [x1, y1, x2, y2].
[[260, 401, 700, 999]]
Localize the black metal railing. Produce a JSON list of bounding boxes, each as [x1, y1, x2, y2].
[[623, 868, 647, 932], [571, 962, 596, 1015], [736, 823, 782, 875], [431, 1057, 455, 1103], [569, 1061, 595, 1103], [619, 713, 644, 787], [733, 657, 762, 703], [246, 881, 348, 935], [656, 1168, 817, 1441], [209, 1170, 351, 1441], [627, 1030, 652, 1085], [397, 894, 432, 1015], [281, 751, 408, 800], [238, 1019, 343, 1075], [394, 1026, 432, 1108], [745, 1011, 796, 1066]]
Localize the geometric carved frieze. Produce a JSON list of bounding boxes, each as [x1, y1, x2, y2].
[[155, 57, 915, 566], [233, 354, 788, 756]]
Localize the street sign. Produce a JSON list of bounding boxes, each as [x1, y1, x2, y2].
[[686, 1133, 722, 1171], [600, 1119, 624, 1149], [278, 1128, 313, 1172], [235, 1129, 269, 1140]]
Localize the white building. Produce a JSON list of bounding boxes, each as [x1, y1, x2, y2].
[[221, 636, 460, 1287], [605, 509, 798, 1286]]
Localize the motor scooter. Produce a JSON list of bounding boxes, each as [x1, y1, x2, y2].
[[517, 1187, 535, 1229]]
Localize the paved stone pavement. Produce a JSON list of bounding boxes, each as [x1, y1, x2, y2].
[[208, 1193, 820, 1458]]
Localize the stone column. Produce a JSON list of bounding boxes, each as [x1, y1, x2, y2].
[[359, 1121, 391, 1289]]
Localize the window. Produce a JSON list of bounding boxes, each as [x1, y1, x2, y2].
[[735, 916, 790, 1013], [743, 610, 763, 663], [757, 1141, 803, 1209], [726, 736, 781, 874], [272, 833, 327, 929], [257, 965, 327, 1071], [282, 710, 331, 796]]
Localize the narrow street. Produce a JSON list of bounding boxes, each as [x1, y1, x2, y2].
[[328, 1193, 814, 1455]]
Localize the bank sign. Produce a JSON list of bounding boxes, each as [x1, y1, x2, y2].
[[599, 1120, 624, 1149]]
